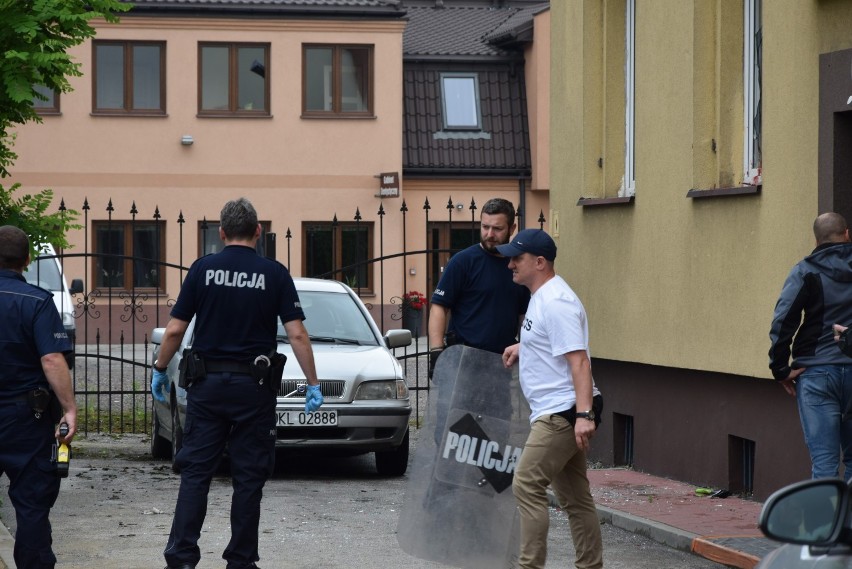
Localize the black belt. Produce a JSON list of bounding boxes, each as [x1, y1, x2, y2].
[[0, 392, 29, 403], [205, 360, 253, 375]]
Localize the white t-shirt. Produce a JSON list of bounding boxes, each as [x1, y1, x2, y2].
[[519, 275, 600, 423]]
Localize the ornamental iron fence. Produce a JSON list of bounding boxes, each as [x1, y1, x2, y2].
[[41, 196, 545, 435]]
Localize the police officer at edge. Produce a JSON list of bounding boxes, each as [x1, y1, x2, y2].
[[0, 225, 78, 569], [151, 198, 322, 569]]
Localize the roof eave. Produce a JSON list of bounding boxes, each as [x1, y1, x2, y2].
[[403, 53, 524, 63], [487, 22, 535, 47], [122, 2, 407, 19], [403, 167, 531, 178]]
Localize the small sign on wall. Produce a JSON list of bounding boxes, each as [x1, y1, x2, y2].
[[378, 171, 400, 198]]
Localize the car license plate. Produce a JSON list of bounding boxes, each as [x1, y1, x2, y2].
[[276, 410, 337, 427]]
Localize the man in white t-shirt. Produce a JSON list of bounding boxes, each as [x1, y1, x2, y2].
[[499, 229, 603, 569]]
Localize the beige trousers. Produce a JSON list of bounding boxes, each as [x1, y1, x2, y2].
[[512, 414, 603, 569]]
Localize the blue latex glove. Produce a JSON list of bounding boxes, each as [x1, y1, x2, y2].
[[305, 384, 323, 413], [151, 369, 169, 403]]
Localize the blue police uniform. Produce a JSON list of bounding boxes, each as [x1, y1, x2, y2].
[[0, 268, 72, 569], [164, 245, 304, 569], [430, 245, 530, 446], [431, 244, 530, 354]]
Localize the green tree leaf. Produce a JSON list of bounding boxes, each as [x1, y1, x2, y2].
[[0, 184, 81, 258], [0, 0, 127, 246]]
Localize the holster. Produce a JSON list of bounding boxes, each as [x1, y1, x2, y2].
[[251, 350, 287, 394], [27, 388, 53, 419], [557, 394, 604, 429], [178, 348, 206, 389]]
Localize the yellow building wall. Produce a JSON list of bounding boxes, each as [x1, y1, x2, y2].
[[551, 0, 852, 379]]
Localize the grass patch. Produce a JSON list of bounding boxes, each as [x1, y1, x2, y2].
[[76, 405, 149, 435]]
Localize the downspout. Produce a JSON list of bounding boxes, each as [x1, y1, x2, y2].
[[518, 177, 526, 230]]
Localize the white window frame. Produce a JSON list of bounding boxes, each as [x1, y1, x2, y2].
[[440, 72, 482, 130], [743, 0, 762, 185], [620, 0, 636, 197]]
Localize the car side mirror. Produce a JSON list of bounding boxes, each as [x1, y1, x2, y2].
[[70, 278, 84, 295], [758, 479, 847, 546], [384, 329, 413, 349]]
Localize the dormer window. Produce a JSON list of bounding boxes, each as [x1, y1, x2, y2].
[[440, 73, 481, 130]]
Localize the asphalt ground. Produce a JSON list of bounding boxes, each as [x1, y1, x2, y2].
[[0, 431, 744, 569]]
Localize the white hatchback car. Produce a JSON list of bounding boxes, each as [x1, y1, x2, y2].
[[23, 243, 83, 365], [150, 278, 413, 476]]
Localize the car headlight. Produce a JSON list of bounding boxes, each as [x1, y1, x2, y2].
[[354, 380, 409, 400]]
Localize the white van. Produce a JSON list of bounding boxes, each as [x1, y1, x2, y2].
[[22, 243, 83, 365]]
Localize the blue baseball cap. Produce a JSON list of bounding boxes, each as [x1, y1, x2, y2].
[[496, 229, 557, 261]]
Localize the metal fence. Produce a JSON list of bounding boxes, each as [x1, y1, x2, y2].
[[46, 196, 544, 436]]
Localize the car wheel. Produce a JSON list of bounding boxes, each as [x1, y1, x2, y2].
[[375, 430, 409, 476], [150, 405, 172, 460], [171, 400, 184, 474]]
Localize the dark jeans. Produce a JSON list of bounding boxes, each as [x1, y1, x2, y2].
[[0, 399, 61, 569], [796, 365, 852, 481], [164, 372, 276, 569]]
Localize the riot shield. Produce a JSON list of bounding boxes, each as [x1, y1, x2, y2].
[[397, 345, 531, 569]]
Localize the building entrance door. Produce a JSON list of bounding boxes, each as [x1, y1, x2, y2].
[[428, 222, 480, 296]]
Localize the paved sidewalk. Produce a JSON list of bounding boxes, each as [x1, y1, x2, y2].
[[0, 465, 776, 569], [584, 468, 775, 569]]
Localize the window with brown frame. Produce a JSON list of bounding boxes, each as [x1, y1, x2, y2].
[[92, 41, 165, 115], [199, 43, 270, 116], [303, 222, 373, 292], [93, 220, 165, 292], [33, 85, 60, 115], [198, 220, 272, 257], [302, 44, 373, 117]]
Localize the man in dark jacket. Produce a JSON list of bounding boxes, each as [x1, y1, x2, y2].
[[769, 212, 852, 481], [154, 198, 321, 569], [0, 225, 78, 568]]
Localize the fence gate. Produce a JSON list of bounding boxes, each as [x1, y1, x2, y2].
[[47, 196, 543, 436]]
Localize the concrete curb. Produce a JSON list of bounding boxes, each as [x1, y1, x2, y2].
[[548, 490, 759, 569], [594, 504, 698, 553], [545, 489, 697, 553], [692, 537, 762, 569]]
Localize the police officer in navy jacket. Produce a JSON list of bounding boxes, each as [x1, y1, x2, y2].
[[152, 198, 322, 569], [0, 225, 77, 569]]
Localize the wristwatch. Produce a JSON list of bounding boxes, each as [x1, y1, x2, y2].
[[575, 409, 596, 421], [153, 360, 168, 373]]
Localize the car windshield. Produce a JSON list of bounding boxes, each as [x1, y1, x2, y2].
[[277, 290, 378, 346], [23, 256, 63, 291]]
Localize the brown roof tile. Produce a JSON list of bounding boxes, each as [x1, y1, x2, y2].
[[403, 5, 520, 57], [124, 0, 405, 16], [402, 63, 530, 174], [401, 2, 540, 175], [483, 2, 548, 45]]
